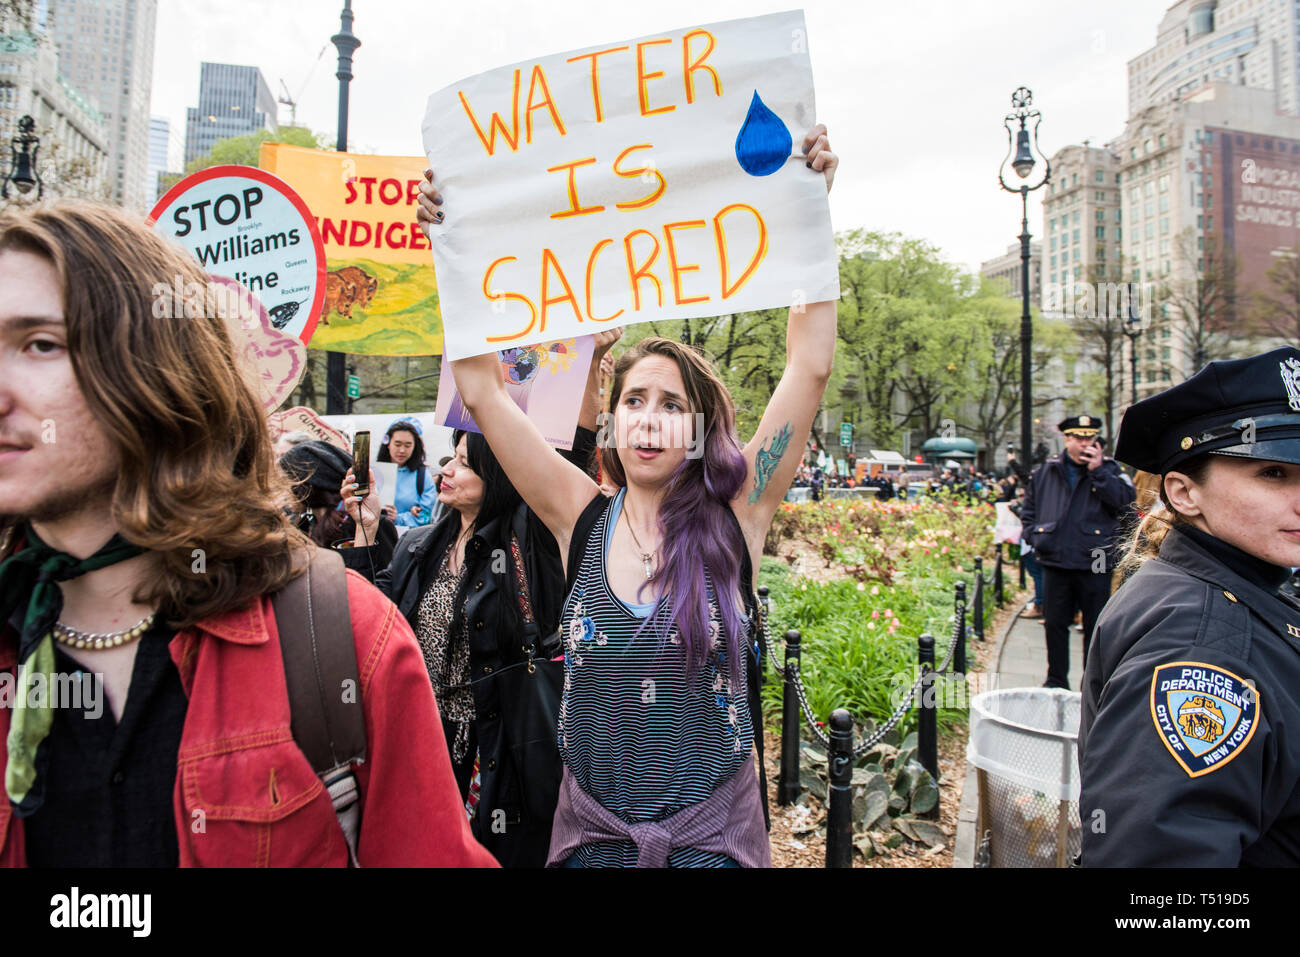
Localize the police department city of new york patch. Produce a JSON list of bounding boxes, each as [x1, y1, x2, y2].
[[1149, 662, 1259, 778]]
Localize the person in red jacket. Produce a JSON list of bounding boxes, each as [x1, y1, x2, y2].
[[0, 202, 495, 868]]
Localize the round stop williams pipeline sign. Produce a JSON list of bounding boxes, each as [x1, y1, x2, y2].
[[148, 165, 327, 345]]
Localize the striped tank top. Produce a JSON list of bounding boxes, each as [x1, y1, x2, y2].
[[557, 487, 755, 868]]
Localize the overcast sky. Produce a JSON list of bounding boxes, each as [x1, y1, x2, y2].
[[151, 0, 1174, 273]]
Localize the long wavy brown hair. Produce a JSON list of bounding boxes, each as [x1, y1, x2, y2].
[[0, 202, 309, 626]]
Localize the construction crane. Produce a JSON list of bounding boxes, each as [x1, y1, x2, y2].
[[279, 43, 327, 129]]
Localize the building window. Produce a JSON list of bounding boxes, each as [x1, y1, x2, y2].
[[1096, 226, 1106, 239], [1073, 228, 1080, 243], [1158, 174, 1169, 192], [1096, 210, 1105, 222], [1073, 210, 1080, 224], [1206, 215, 1213, 231]]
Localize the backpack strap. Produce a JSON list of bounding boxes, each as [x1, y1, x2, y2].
[[727, 507, 770, 832], [273, 547, 368, 866], [416, 465, 426, 499], [564, 492, 609, 597]]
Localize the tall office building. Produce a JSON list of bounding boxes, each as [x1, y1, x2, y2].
[[46, 0, 158, 211], [979, 241, 1043, 301], [184, 62, 278, 167], [146, 113, 178, 202], [1041, 144, 1125, 301], [1128, 0, 1300, 116], [0, 27, 109, 197], [1116, 82, 1300, 396]]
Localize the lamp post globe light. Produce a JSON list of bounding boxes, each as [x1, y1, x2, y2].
[[3, 115, 42, 200], [997, 87, 1049, 466]]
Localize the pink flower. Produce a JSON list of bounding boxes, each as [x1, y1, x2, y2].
[[942, 546, 950, 554], [884, 608, 893, 618], [872, 610, 880, 619]]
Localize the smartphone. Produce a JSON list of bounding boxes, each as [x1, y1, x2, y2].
[[352, 431, 370, 498]]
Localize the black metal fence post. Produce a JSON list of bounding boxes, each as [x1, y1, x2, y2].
[[995, 544, 1006, 605], [756, 585, 770, 687], [953, 581, 967, 675], [973, 557, 985, 642], [826, 709, 854, 869], [778, 629, 803, 806], [918, 633, 939, 782]]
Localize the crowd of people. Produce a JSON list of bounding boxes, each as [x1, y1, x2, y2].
[[2, 119, 1299, 871], [0, 125, 843, 869]]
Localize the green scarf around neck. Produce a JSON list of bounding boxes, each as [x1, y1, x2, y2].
[[0, 525, 145, 817]]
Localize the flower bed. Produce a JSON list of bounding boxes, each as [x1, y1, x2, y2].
[[756, 498, 1002, 736]]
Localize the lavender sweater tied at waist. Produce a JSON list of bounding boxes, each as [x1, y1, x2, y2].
[[546, 754, 772, 868]]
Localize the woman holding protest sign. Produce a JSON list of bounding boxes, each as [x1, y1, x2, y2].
[[417, 123, 839, 867]]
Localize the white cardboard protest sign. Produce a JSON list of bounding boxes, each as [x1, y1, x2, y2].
[[422, 10, 838, 359]]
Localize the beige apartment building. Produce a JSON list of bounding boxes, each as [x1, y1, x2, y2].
[[979, 240, 1043, 300], [1115, 82, 1300, 397], [0, 29, 108, 197], [1129, 0, 1300, 116]]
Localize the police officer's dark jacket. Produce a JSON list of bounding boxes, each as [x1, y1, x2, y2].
[[1079, 524, 1300, 866], [1019, 452, 1134, 571]]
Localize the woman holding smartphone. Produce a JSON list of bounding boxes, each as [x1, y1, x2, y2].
[[417, 124, 840, 867]]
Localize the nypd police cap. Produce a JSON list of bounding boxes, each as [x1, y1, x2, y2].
[[1114, 346, 1300, 474], [1060, 414, 1102, 436]]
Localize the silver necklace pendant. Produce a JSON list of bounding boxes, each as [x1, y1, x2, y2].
[[641, 553, 653, 580]]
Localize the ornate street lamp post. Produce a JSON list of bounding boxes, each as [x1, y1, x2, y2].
[[998, 87, 1050, 466], [1123, 293, 1144, 408], [3, 115, 42, 199], [326, 1, 361, 415]]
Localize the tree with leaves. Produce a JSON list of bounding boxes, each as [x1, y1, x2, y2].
[[1163, 228, 1239, 374], [1248, 245, 1300, 345], [184, 126, 326, 174]]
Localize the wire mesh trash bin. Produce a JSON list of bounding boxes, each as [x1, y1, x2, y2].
[[966, 688, 1080, 867]]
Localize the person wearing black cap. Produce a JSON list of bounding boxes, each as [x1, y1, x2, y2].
[[1079, 346, 1300, 866], [280, 440, 398, 561], [1020, 414, 1135, 689]]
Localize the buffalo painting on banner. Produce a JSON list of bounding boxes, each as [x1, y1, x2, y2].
[[260, 143, 443, 356], [422, 10, 839, 360]]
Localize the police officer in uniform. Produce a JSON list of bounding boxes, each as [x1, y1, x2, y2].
[[1079, 346, 1300, 866], [1020, 415, 1135, 689]]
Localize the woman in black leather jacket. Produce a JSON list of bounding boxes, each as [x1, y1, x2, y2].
[[336, 333, 615, 866]]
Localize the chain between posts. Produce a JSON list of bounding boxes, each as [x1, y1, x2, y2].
[[763, 583, 964, 759]]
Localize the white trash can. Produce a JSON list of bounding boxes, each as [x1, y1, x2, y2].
[[966, 688, 1081, 867]]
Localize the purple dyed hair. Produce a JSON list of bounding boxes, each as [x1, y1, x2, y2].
[[602, 338, 750, 685]]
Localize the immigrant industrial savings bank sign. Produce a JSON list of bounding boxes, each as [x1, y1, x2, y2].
[[148, 165, 327, 345], [422, 10, 840, 359]]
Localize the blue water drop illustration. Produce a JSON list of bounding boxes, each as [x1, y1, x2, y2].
[[735, 90, 792, 177]]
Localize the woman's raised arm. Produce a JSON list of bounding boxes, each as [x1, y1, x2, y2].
[[732, 126, 839, 553], [420, 171, 605, 556]]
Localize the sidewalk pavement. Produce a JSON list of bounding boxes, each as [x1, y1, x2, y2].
[[995, 604, 1086, 690], [953, 599, 1085, 867]]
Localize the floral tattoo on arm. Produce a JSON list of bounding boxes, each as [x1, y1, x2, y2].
[[749, 423, 793, 504]]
